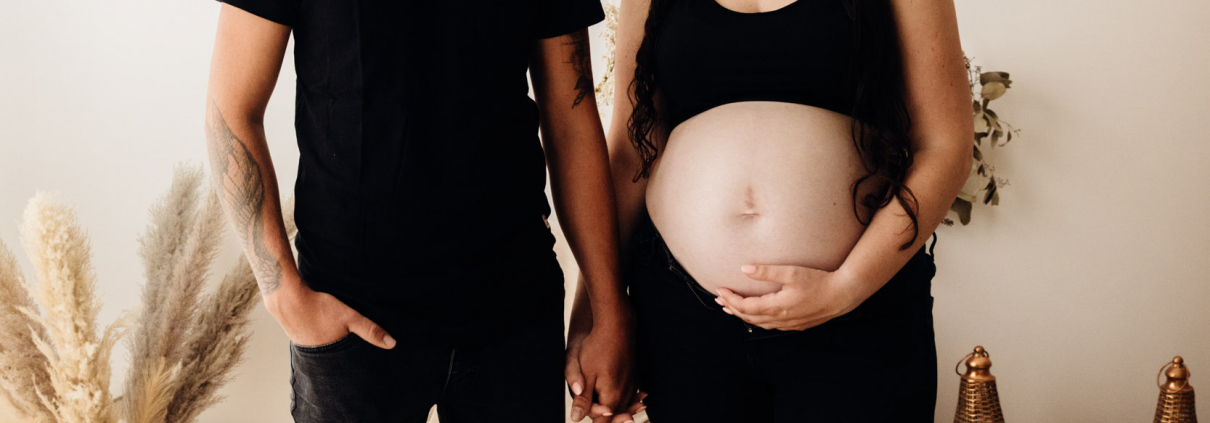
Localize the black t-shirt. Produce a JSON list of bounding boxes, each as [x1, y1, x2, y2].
[[218, 0, 604, 345]]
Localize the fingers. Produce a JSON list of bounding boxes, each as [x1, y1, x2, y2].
[[611, 412, 636, 423], [565, 353, 585, 397], [611, 391, 649, 423], [715, 288, 778, 317], [590, 402, 614, 419], [741, 263, 804, 283], [570, 393, 594, 422], [347, 314, 395, 350], [572, 375, 598, 422], [605, 389, 633, 423], [596, 381, 622, 417], [626, 391, 649, 415]]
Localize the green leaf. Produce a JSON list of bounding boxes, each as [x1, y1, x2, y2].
[[983, 180, 997, 205], [980, 71, 1012, 88], [991, 190, 1000, 206], [952, 198, 973, 225], [981, 81, 1007, 101], [972, 100, 982, 114], [973, 145, 983, 161]]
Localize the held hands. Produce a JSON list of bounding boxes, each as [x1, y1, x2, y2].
[[715, 264, 868, 332], [565, 309, 644, 423], [264, 275, 396, 350]]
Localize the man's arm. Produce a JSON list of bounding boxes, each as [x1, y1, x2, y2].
[[205, 4, 394, 350], [530, 29, 636, 423], [205, 4, 293, 297]]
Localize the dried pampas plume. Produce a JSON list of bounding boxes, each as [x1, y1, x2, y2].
[[6, 193, 127, 423], [0, 164, 281, 423], [0, 236, 54, 423], [124, 164, 289, 423]]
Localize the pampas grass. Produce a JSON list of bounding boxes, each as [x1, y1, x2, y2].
[[0, 237, 54, 423], [18, 193, 126, 423], [124, 164, 276, 423], [0, 164, 280, 423]]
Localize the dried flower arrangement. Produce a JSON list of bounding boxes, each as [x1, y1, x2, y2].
[[594, 0, 619, 115], [0, 165, 292, 423], [946, 56, 1019, 226]]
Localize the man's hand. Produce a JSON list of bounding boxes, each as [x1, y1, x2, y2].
[[265, 275, 396, 350], [715, 264, 869, 332], [565, 308, 643, 423]]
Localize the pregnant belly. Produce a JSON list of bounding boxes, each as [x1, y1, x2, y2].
[[645, 102, 876, 298]]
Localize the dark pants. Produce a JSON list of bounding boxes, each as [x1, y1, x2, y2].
[[288, 308, 565, 423], [629, 215, 939, 423]]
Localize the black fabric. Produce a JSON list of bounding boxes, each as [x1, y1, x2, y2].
[[216, 0, 603, 344], [288, 309, 565, 422], [628, 213, 938, 422], [654, 0, 857, 128]]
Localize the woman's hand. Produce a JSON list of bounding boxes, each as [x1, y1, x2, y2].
[[265, 277, 396, 350], [714, 264, 869, 331]]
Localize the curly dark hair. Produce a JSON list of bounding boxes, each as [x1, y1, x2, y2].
[[626, 0, 921, 250]]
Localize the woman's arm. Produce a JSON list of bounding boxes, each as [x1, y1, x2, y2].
[[717, 0, 972, 330], [836, 0, 972, 292]]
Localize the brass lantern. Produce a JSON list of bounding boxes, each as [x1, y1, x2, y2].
[[1155, 356, 1197, 423], [954, 346, 1005, 423]]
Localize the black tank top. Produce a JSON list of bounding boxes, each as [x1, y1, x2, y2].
[[654, 0, 857, 128]]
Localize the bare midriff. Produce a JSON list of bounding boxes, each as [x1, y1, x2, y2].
[[645, 102, 874, 298]]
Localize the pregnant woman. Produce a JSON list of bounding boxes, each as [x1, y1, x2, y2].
[[564, 0, 973, 421]]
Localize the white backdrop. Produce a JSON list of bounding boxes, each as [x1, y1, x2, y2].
[[1, 1, 1208, 422]]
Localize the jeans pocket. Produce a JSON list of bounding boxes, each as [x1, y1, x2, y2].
[[289, 352, 298, 414], [291, 332, 362, 354]]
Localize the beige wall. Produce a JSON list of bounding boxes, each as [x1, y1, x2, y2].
[[1, 0, 1207, 422]]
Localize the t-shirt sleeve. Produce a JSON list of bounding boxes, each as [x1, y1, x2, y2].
[[533, 0, 606, 39], [218, 0, 299, 28]]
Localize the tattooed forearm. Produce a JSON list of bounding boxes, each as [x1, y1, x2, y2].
[[205, 103, 284, 295], [564, 30, 594, 109]]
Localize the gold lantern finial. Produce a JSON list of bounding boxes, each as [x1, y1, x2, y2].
[[1155, 356, 1197, 423], [954, 346, 1005, 423]]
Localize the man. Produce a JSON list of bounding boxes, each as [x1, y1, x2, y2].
[[204, 1, 636, 421]]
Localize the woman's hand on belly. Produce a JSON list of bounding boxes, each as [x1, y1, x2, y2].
[[714, 263, 868, 331]]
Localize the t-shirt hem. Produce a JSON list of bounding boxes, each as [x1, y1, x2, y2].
[[534, 7, 606, 39], [217, 0, 297, 27]]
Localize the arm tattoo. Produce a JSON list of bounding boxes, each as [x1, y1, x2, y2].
[[206, 104, 283, 295], [564, 30, 594, 109]]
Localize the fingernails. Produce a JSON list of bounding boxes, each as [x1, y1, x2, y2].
[[741, 265, 756, 274], [714, 297, 724, 305], [603, 412, 613, 417], [571, 381, 583, 396], [571, 407, 583, 421], [723, 307, 733, 315], [383, 335, 396, 349], [625, 420, 635, 423]]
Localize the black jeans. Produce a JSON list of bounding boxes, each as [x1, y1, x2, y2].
[[288, 308, 565, 423], [629, 215, 938, 423]]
